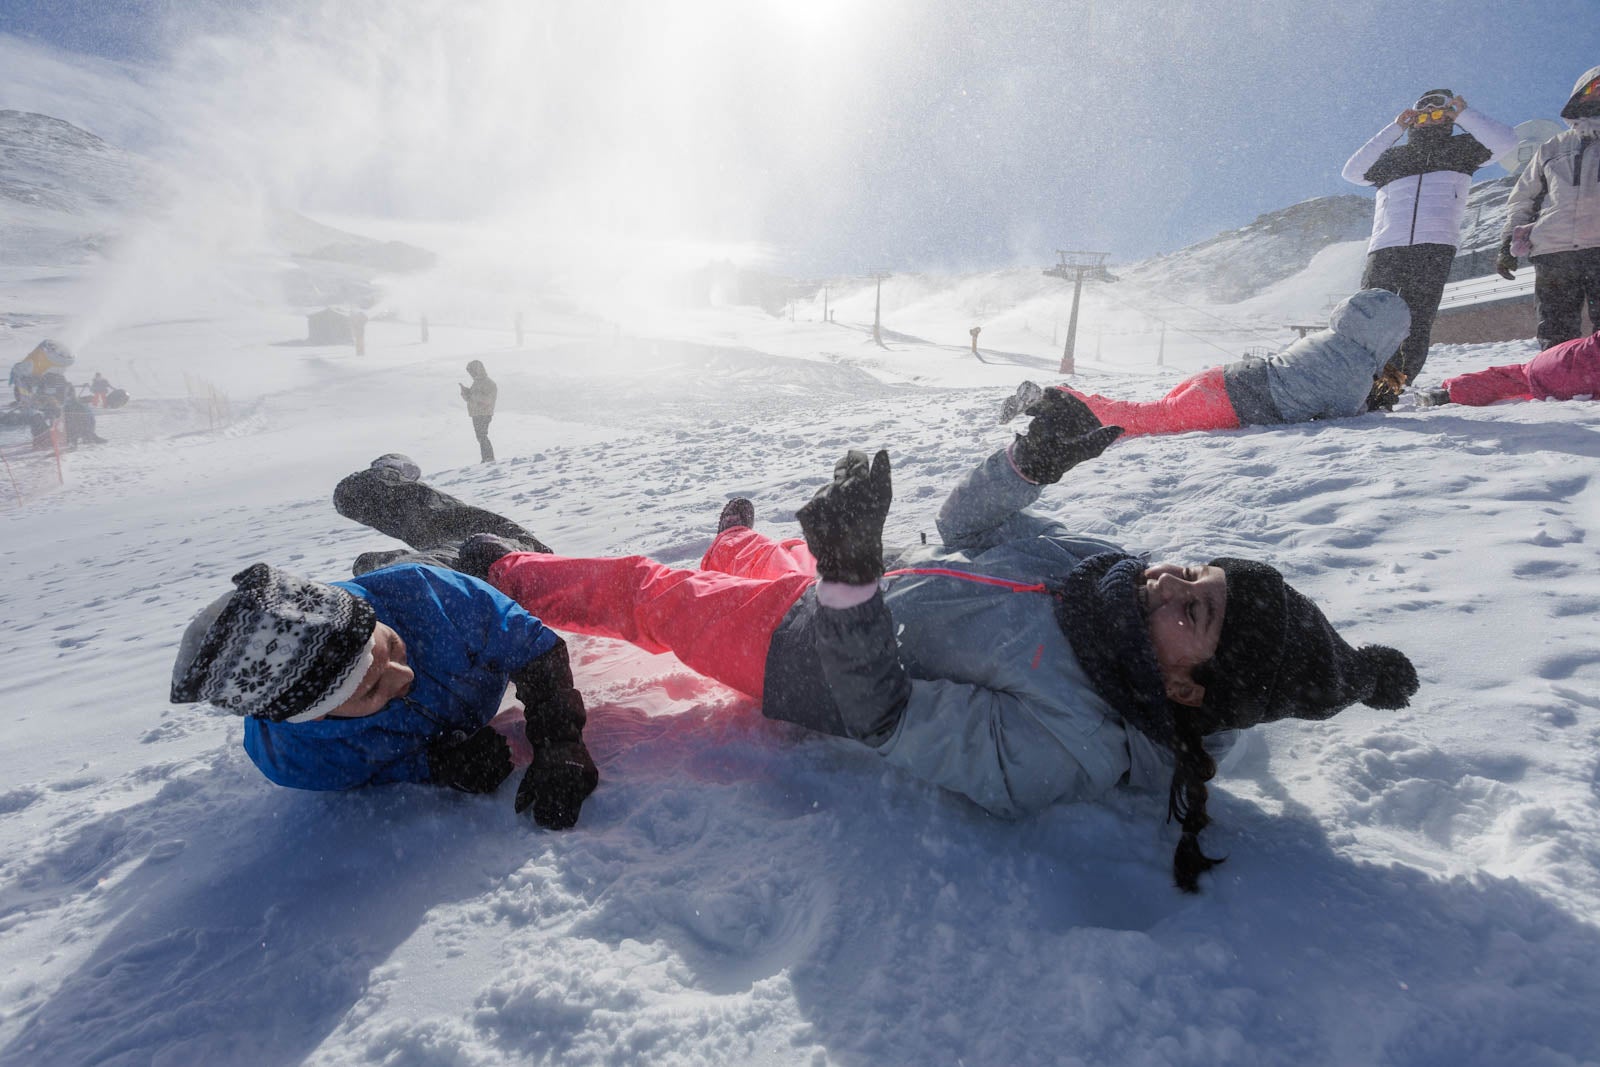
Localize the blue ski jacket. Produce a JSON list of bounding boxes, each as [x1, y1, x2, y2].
[[243, 563, 558, 790]]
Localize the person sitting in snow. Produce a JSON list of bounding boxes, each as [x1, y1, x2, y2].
[[1418, 329, 1600, 408], [344, 403, 1421, 892], [168, 453, 597, 829], [61, 395, 106, 446], [997, 289, 1411, 438]]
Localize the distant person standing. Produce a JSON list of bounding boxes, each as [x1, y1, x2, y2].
[[1343, 90, 1516, 405], [461, 359, 497, 462], [351, 310, 369, 356], [1496, 66, 1600, 350], [89, 372, 111, 407]]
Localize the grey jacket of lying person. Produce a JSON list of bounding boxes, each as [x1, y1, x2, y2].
[[761, 447, 1221, 818], [1221, 288, 1411, 425]]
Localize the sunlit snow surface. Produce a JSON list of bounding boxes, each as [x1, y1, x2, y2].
[[2, 244, 1600, 1067]]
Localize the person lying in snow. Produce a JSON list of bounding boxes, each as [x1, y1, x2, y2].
[[1419, 330, 1600, 408], [168, 454, 597, 829], [359, 398, 1420, 892], [997, 289, 1413, 435]]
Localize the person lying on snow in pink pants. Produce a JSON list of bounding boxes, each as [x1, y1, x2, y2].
[[1421, 331, 1600, 407], [341, 392, 1419, 893], [997, 289, 1413, 436]]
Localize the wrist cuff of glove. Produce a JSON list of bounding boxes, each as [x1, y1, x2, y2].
[[1010, 437, 1063, 485], [1006, 441, 1042, 485], [817, 580, 879, 609]]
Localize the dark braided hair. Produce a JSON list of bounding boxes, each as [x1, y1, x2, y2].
[[1167, 712, 1225, 893]]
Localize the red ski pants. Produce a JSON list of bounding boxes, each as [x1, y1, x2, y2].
[[487, 528, 817, 700], [1443, 331, 1600, 406], [1441, 364, 1536, 406], [1062, 366, 1241, 437]]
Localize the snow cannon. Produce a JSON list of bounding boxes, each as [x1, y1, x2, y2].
[[23, 339, 75, 376]]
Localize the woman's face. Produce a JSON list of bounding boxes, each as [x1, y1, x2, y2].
[[1140, 563, 1227, 704]]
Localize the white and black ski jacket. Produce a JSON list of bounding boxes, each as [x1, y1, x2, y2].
[[1342, 107, 1517, 253]]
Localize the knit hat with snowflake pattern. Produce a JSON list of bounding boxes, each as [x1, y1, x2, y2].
[[170, 563, 377, 722]]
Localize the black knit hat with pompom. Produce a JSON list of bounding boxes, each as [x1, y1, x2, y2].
[[1196, 558, 1418, 730]]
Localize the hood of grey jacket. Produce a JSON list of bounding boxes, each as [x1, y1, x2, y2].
[[1261, 288, 1411, 421], [1328, 288, 1412, 357], [1562, 65, 1600, 120]]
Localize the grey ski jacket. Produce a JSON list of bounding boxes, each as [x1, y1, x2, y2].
[[1501, 100, 1600, 258], [760, 448, 1175, 818]]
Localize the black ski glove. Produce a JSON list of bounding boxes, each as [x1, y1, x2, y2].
[[426, 724, 513, 794], [512, 639, 587, 746], [1496, 237, 1518, 281], [796, 449, 892, 584], [458, 533, 524, 583], [515, 741, 599, 829], [509, 638, 597, 829], [1010, 389, 1124, 484], [1365, 366, 1407, 412]]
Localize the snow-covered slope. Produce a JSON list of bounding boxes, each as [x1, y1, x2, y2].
[[1119, 194, 1374, 303], [0, 107, 433, 317], [0, 109, 151, 267], [2, 292, 1599, 1064], [0, 109, 148, 215]]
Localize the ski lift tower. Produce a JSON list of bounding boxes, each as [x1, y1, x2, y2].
[[869, 269, 891, 346], [1043, 250, 1108, 374]]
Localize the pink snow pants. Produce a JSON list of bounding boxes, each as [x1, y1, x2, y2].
[[1061, 366, 1242, 437], [1442, 332, 1600, 407], [487, 529, 818, 700]]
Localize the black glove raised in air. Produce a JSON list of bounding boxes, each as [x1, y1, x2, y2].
[[426, 724, 514, 794], [1010, 389, 1124, 484], [796, 449, 893, 584]]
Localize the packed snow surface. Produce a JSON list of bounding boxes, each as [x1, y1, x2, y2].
[[2, 245, 1600, 1067]]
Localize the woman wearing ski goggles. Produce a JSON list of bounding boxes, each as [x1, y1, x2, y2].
[[1402, 93, 1463, 128]]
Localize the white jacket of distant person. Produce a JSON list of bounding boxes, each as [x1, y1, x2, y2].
[[1343, 104, 1516, 252]]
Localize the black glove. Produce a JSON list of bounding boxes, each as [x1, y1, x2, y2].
[[515, 740, 599, 829], [1496, 238, 1518, 281], [1365, 366, 1407, 412], [796, 449, 892, 584], [458, 533, 525, 582], [508, 639, 595, 828], [426, 724, 513, 794], [1010, 389, 1124, 484], [512, 639, 588, 746]]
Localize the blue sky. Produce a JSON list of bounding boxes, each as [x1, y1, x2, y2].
[[2, 0, 1595, 272]]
